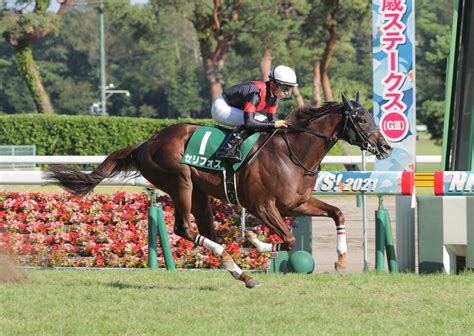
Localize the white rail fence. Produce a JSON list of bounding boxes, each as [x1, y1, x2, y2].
[[0, 170, 151, 187], [0, 155, 442, 165], [0, 155, 441, 186]]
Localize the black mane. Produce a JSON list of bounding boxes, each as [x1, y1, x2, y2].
[[287, 102, 342, 126]]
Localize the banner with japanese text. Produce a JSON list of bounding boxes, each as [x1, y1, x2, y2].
[[373, 0, 416, 171]]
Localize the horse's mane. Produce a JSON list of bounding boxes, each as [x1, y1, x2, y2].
[[287, 102, 341, 126]]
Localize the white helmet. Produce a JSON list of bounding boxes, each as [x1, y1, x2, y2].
[[269, 65, 298, 87]]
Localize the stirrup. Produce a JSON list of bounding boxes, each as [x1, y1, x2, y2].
[[216, 149, 242, 163]]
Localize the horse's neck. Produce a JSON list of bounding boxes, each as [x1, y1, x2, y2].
[[285, 130, 332, 172], [288, 113, 342, 167]]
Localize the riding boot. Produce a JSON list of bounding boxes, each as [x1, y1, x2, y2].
[[215, 125, 250, 164]]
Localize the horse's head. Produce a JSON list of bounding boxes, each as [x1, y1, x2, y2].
[[339, 93, 393, 160]]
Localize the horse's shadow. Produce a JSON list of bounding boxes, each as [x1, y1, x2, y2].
[[104, 281, 217, 291]]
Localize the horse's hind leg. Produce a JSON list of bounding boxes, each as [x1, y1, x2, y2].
[[169, 185, 196, 243], [170, 182, 225, 259], [191, 188, 261, 289], [191, 188, 216, 241], [287, 197, 347, 273]]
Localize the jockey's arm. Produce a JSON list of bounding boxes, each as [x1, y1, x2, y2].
[[242, 93, 281, 130], [243, 112, 275, 130], [266, 112, 276, 123], [266, 105, 288, 128], [263, 105, 288, 128]]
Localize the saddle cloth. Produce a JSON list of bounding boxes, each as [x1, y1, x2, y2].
[[181, 126, 260, 171]]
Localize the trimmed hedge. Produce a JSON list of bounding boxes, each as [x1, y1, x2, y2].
[[0, 115, 214, 155], [0, 114, 343, 158]]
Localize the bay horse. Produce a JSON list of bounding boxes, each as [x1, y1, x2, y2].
[[45, 94, 392, 288]]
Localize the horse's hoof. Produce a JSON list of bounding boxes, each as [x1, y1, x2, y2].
[[334, 262, 346, 276], [245, 278, 262, 289], [239, 272, 262, 289]]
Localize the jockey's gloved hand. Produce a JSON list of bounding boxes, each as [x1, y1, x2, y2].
[[275, 120, 288, 128]]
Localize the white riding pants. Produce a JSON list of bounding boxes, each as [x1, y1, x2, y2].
[[211, 94, 268, 128]]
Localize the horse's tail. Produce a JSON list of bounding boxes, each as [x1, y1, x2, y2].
[[44, 143, 142, 196]]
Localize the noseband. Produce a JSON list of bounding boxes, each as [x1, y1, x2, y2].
[[340, 107, 382, 157]]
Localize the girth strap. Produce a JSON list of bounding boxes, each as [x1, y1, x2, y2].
[[223, 167, 241, 206]]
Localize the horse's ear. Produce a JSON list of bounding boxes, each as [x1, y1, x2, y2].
[[355, 91, 360, 104], [341, 93, 353, 110]]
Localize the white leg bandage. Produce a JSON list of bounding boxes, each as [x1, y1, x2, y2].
[[228, 261, 243, 280], [220, 251, 243, 279], [195, 235, 224, 257], [247, 232, 281, 252], [336, 225, 347, 254], [247, 235, 273, 252]]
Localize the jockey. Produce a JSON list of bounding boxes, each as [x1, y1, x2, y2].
[[212, 65, 298, 164]]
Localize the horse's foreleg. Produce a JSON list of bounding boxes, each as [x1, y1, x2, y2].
[[252, 202, 296, 252], [245, 231, 283, 252], [288, 198, 347, 273]]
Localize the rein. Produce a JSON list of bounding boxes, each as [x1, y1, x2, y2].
[[286, 124, 336, 141], [247, 103, 381, 175], [246, 129, 279, 165], [281, 107, 344, 176], [282, 131, 320, 176]]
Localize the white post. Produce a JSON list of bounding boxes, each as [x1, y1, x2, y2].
[[361, 150, 369, 272], [240, 208, 246, 238]]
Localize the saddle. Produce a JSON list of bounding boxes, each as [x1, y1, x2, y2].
[[181, 126, 261, 205], [180, 126, 260, 172]]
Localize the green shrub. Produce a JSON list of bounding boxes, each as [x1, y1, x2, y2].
[[0, 114, 344, 160], [0, 115, 213, 155]]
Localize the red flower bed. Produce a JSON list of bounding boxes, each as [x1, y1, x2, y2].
[[0, 191, 293, 269]]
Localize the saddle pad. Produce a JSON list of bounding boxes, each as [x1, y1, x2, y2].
[[181, 126, 260, 171]]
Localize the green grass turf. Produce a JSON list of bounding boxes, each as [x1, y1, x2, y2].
[[1, 270, 473, 335]]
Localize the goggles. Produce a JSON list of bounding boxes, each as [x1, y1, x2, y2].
[[277, 83, 293, 93]]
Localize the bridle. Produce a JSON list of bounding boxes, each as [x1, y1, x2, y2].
[[341, 108, 378, 148], [283, 104, 380, 175]]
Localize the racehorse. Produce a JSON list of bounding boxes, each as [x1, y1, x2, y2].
[[45, 94, 392, 288]]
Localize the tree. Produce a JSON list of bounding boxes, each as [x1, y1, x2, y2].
[[415, 0, 452, 142], [191, 0, 251, 101], [301, 0, 370, 105], [107, 1, 208, 118], [279, 0, 307, 107], [229, 1, 309, 109], [0, 0, 73, 114], [245, 2, 291, 80], [0, 0, 450, 144]]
